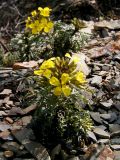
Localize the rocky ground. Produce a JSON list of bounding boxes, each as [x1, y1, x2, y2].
[[0, 1, 120, 160], [0, 20, 120, 160]]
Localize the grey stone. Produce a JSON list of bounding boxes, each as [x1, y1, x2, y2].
[[110, 145, 120, 151], [12, 128, 51, 160], [111, 138, 120, 145], [100, 99, 113, 109], [102, 65, 110, 71], [109, 124, 120, 133], [87, 131, 97, 142], [1, 142, 20, 153], [98, 139, 109, 144], [110, 130, 120, 138], [97, 125, 107, 130], [109, 112, 118, 123], [115, 115, 120, 125], [114, 151, 120, 160], [91, 75, 102, 86], [51, 144, 61, 160], [100, 113, 111, 120], [113, 54, 120, 62], [93, 127, 110, 138], [90, 112, 103, 124]]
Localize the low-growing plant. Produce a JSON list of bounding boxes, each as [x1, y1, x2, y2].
[[6, 7, 90, 63], [29, 53, 93, 148]]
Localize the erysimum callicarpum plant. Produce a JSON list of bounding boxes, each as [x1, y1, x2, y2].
[[31, 53, 93, 148]]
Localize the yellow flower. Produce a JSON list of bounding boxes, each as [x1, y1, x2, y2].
[[31, 10, 37, 17], [61, 73, 70, 85], [50, 76, 71, 96], [73, 55, 79, 63], [40, 18, 53, 33], [29, 20, 43, 34], [43, 69, 52, 79], [49, 77, 60, 86], [62, 85, 71, 96], [40, 60, 55, 69], [75, 71, 86, 84], [65, 53, 71, 58], [38, 7, 52, 17], [54, 87, 62, 96], [34, 69, 43, 75]]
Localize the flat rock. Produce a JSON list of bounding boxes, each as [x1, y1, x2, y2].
[[93, 127, 110, 138], [100, 99, 113, 109], [97, 146, 115, 160], [87, 131, 97, 142], [100, 114, 111, 121], [12, 128, 51, 160], [114, 151, 120, 160], [90, 112, 103, 124], [13, 61, 38, 70], [98, 139, 110, 144], [73, 53, 91, 76], [109, 124, 120, 133], [90, 75, 102, 86], [111, 138, 120, 145], [110, 145, 120, 151], [94, 20, 120, 30]]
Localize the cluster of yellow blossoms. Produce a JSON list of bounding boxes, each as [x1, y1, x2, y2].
[[26, 7, 54, 34], [34, 54, 87, 97]]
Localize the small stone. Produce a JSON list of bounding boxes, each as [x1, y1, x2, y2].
[[5, 117, 13, 124], [1, 142, 20, 151], [98, 146, 114, 160], [100, 99, 113, 109], [111, 138, 120, 145], [109, 112, 118, 123], [110, 145, 120, 151], [4, 150, 14, 158], [98, 139, 110, 144], [90, 112, 103, 124], [109, 124, 120, 133], [93, 127, 110, 138], [91, 75, 102, 86], [13, 61, 38, 70], [114, 151, 120, 160], [100, 114, 111, 120], [87, 131, 97, 142], [113, 54, 120, 62], [51, 144, 61, 160], [0, 89, 12, 96], [102, 65, 110, 71]]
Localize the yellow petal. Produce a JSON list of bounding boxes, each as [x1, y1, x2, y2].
[[34, 70, 43, 75], [31, 10, 37, 17], [40, 60, 55, 69], [75, 72, 86, 84], [72, 55, 79, 63], [43, 69, 52, 79], [44, 26, 50, 33], [61, 73, 70, 85], [38, 7, 43, 11], [40, 17, 48, 25], [32, 28, 38, 34], [62, 85, 71, 96], [53, 87, 62, 96], [39, 7, 51, 17], [49, 77, 60, 86], [65, 53, 71, 58]]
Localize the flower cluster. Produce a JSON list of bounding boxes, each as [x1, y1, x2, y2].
[[34, 53, 87, 96], [26, 7, 54, 34]]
